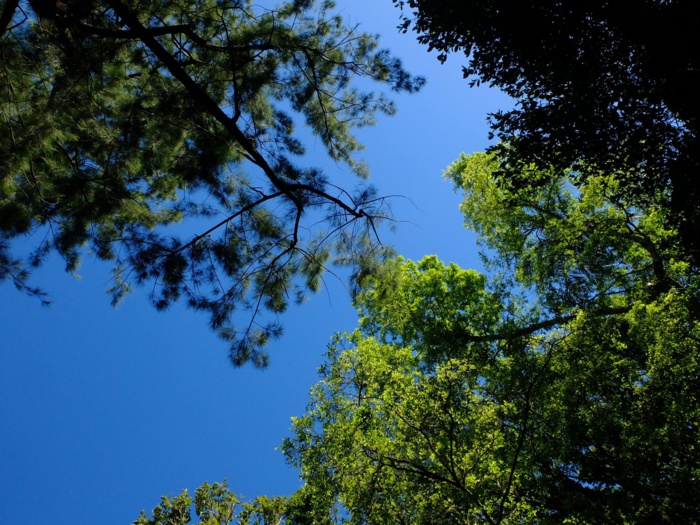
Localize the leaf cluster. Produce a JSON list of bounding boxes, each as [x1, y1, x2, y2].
[[134, 480, 288, 525]]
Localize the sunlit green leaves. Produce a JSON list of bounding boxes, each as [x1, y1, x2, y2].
[[356, 255, 503, 365], [445, 152, 692, 315], [284, 154, 700, 523], [134, 480, 288, 525]]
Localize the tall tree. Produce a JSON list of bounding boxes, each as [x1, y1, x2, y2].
[[0, 0, 422, 365], [283, 153, 700, 524], [393, 0, 700, 264]]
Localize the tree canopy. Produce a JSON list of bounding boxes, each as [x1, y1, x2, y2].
[[282, 153, 700, 524], [393, 0, 700, 265], [0, 0, 422, 365], [130, 147, 700, 521]]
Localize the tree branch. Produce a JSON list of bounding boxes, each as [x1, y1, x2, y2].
[[76, 21, 193, 39], [105, 0, 301, 198], [461, 305, 633, 344], [171, 191, 284, 256], [497, 345, 554, 522], [370, 451, 498, 525], [105, 0, 377, 229]]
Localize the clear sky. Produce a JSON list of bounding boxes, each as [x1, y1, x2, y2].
[[0, 1, 511, 523]]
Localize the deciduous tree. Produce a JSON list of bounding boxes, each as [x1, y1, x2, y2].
[[283, 153, 700, 524]]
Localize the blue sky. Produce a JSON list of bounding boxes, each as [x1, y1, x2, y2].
[[0, 1, 511, 523]]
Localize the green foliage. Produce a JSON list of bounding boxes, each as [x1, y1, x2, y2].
[[0, 0, 423, 365], [283, 153, 700, 524], [355, 255, 503, 366], [134, 481, 288, 525], [444, 152, 690, 314]]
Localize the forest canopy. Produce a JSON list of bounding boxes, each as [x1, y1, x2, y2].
[[136, 152, 700, 523], [4, 2, 699, 522]]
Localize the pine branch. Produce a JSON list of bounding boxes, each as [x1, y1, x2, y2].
[[106, 0, 370, 224]]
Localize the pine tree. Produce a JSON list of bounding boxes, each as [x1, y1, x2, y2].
[[0, 0, 423, 365]]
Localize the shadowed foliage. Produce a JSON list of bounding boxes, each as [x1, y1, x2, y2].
[[0, 0, 423, 365], [393, 0, 700, 266]]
